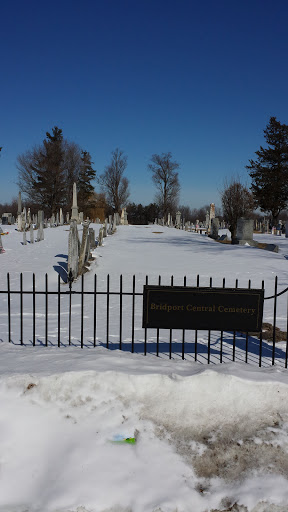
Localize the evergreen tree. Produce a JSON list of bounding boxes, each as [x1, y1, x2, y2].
[[78, 150, 96, 214], [31, 127, 66, 216], [246, 117, 288, 224]]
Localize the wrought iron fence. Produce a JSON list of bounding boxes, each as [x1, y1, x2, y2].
[[1, 272, 288, 368]]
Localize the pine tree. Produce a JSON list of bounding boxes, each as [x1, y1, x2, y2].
[[78, 150, 96, 214], [31, 127, 66, 216], [246, 117, 288, 224]]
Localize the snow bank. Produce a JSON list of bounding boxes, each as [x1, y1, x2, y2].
[[0, 345, 288, 511]]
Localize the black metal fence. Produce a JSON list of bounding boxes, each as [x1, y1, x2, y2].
[[1, 272, 288, 367]]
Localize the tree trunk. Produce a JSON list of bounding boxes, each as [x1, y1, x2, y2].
[[230, 224, 238, 244]]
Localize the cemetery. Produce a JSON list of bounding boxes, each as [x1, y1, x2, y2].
[[1, 199, 288, 511], [1, 153, 288, 512], [1, 15, 288, 509]]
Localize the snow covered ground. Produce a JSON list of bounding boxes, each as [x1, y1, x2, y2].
[[0, 223, 288, 512]]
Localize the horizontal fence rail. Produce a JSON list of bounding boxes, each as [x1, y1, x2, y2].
[[0, 273, 288, 368]]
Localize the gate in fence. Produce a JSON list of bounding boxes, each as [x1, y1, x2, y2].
[[1, 272, 288, 368]]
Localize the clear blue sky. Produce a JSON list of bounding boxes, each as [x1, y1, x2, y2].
[[1, 0, 288, 209]]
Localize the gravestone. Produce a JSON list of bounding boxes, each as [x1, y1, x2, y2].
[[98, 227, 104, 246], [71, 182, 79, 222], [30, 224, 34, 244], [17, 193, 23, 231], [236, 218, 254, 245], [276, 221, 282, 236], [38, 210, 44, 224], [103, 220, 107, 237], [176, 211, 181, 228], [210, 218, 219, 239], [59, 208, 64, 225], [66, 213, 70, 224], [37, 222, 44, 241], [17, 215, 22, 231], [23, 230, 27, 245], [2, 213, 12, 224], [78, 221, 90, 274], [89, 227, 96, 249], [108, 222, 113, 235], [207, 203, 215, 234], [121, 208, 128, 225], [68, 220, 79, 280], [0, 235, 3, 253]]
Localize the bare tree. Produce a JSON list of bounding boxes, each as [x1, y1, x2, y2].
[[100, 148, 130, 212], [221, 178, 254, 243], [17, 145, 44, 205], [148, 152, 180, 221]]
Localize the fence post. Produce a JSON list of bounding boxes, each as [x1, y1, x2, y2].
[[20, 273, 23, 345], [7, 273, 11, 343], [33, 273, 36, 347], [81, 274, 84, 348], [272, 276, 278, 365]]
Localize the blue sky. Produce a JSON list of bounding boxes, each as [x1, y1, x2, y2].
[[1, 0, 288, 208]]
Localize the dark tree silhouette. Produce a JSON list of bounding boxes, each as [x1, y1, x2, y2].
[[246, 116, 288, 225], [100, 148, 130, 212], [221, 178, 254, 242], [148, 152, 180, 222]]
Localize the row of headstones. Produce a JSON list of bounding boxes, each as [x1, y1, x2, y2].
[[22, 223, 44, 245], [253, 219, 287, 234], [97, 214, 119, 247], [17, 209, 73, 231], [154, 205, 219, 232], [211, 217, 288, 243], [67, 213, 120, 280], [154, 218, 226, 232]]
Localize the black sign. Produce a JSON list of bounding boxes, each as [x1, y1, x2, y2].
[[143, 285, 264, 331]]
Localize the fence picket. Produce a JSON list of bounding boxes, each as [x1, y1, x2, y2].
[[0, 272, 287, 369]]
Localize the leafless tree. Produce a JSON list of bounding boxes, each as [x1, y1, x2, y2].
[[100, 148, 130, 212], [221, 177, 254, 242], [148, 152, 180, 221], [17, 145, 43, 204]]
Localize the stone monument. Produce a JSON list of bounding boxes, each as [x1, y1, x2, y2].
[[71, 183, 79, 222], [210, 218, 220, 239], [121, 208, 128, 225], [68, 220, 79, 280]]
